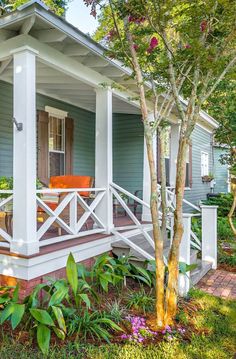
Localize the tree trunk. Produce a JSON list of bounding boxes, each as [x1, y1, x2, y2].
[[159, 130, 168, 241], [228, 177, 236, 237], [145, 125, 165, 328], [164, 136, 188, 324]]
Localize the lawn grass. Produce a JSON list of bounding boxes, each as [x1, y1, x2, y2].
[[0, 289, 235, 359]]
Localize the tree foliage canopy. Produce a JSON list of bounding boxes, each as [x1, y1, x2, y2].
[[0, 0, 70, 16]]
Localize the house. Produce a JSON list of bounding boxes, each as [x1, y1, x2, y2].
[[0, 1, 218, 296], [213, 145, 230, 194]]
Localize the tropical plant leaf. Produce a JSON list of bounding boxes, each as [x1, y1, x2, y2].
[[179, 262, 198, 275], [11, 304, 25, 329], [49, 285, 69, 307], [12, 284, 19, 303], [0, 303, 14, 324], [30, 309, 55, 326], [79, 293, 91, 308], [52, 306, 66, 333], [66, 253, 78, 297], [53, 327, 66, 340], [37, 324, 51, 355]]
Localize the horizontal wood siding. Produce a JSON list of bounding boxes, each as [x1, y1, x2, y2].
[[184, 125, 213, 205], [213, 147, 228, 193], [37, 94, 95, 177], [0, 81, 13, 177], [113, 114, 144, 195], [0, 81, 95, 178]]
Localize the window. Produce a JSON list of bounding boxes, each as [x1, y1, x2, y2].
[[46, 106, 67, 177], [201, 151, 209, 176]]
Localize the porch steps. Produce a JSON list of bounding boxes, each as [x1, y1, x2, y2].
[[111, 232, 211, 285], [191, 260, 213, 286]]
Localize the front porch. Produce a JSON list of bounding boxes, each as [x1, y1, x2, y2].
[[0, 5, 218, 295]]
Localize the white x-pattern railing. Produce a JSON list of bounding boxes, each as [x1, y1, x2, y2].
[[0, 190, 13, 247], [36, 187, 106, 247], [110, 182, 203, 263]]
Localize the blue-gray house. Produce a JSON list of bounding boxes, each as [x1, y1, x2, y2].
[[0, 1, 221, 293]]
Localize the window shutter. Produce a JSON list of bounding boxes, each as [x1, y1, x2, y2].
[[37, 110, 49, 186], [65, 117, 74, 175]]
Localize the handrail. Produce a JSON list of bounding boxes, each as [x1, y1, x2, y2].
[[36, 187, 106, 194], [0, 190, 13, 194], [110, 182, 150, 209]]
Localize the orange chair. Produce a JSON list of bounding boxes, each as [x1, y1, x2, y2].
[[38, 175, 94, 234]]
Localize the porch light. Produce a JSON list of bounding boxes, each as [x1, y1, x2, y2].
[[12, 117, 23, 131]]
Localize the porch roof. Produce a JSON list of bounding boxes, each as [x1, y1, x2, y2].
[[0, 0, 218, 128]]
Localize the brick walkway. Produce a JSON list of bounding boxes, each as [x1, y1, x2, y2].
[[197, 269, 236, 300]]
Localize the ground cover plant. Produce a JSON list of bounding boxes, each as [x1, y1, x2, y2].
[[0, 286, 235, 358], [0, 253, 235, 358]]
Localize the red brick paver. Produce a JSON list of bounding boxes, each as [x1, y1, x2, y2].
[[197, 269, 236, 300]]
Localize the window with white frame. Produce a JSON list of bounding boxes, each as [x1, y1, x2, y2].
[[46, 106, 67, 177], [201, 151, 209, 176]]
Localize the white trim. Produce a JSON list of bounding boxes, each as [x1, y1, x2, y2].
[[196, 122, 213, 134], [45, 105, 68, 119], [10, 45, 39, 56], [0, 236, 113, 280], [201, 151, 209, 176]]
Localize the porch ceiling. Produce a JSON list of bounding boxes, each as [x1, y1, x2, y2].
[[0, 58, 141, 115], [0, 1, 218, 127]]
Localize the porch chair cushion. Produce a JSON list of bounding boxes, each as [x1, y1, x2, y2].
[[49, 175, 94, 198]]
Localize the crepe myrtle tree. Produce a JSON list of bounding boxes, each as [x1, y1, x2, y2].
[[84, 0, 236, 327]]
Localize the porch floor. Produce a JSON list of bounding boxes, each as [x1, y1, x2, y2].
[[0, 213, 146, 259]]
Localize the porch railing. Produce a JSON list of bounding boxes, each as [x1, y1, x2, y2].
[[0, 190, 13, 247], [36, 187, 106, 247]]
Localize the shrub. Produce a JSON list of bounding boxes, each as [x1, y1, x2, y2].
[[104, 300, 127, 324], [126, 287, 155, 314], [217, 217, 236, 241], [68, 309, 122, 342], [202, 193, 234, 218]]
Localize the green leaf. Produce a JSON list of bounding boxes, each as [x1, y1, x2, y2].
[[12, 284, 19, 303], [49, 286, 69, 307], [179, 262, 198, 275], [11, 304, 25, 329], [30, 309, 55, 326], [79, 293, 91, 308], [66, 253, 78, 296], [37, 324, 51, 355], [53, 327, 66, 340], [0, 304, 14, 324], [52, 306, 66, 333]]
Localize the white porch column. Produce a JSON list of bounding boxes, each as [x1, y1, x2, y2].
[[142, 117, 157, 222], [10, 46, 39, 255], [201, 205, 218, 269], [95, 88, 113, 233], [169, 124, 180, 187], [178, 214, 191, 297]]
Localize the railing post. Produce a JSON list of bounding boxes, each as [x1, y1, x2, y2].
[[178, 214, 191, 297], [201, 205, 218, 269], [10, 46, 39, 256]]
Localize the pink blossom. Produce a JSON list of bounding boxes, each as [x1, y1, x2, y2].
[[147, 37, 159, 53], [185, 43, 191, 49], [128, 15, 146, 24], [133, 44, 139, 51], [200, 20, 207, 32]]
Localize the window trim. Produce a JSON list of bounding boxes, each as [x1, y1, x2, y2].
[[201, 151, 209, 177], [46, 107, 67, 177]]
